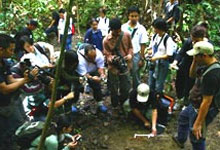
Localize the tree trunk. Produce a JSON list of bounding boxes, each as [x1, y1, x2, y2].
[[37, 0, 74, 149], [76, 3, 80, 35], [145, 0, 148, 10]]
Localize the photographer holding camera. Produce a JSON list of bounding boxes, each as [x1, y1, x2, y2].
[[77, 44, 107, 112], [103, 18, 133, 108], [0, 34, 38, 149]]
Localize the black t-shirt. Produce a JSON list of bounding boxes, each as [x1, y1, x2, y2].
[[175, 37, 193, 71], [129, 90, 157, 110], [52, 11, 60, 27], [0, 59, 12, 106], [202, 64, 220, 96]]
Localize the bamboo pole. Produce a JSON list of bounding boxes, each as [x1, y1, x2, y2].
[[76, 3, 80, 35], [37, 0, 74, 149]]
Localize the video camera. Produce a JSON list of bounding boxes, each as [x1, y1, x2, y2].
[[20, 59, 54, 85], [111, 54, 128, 74]]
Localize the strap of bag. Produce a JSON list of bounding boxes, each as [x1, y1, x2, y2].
[[34, 43, 50, 62], [114, 31, 124, 53], [131, 28, 138, 39], [202, 62, 220, 77], [78, 51, 96, 65]]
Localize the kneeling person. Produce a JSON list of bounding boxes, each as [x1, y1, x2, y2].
[[130, 83, 165, 136]]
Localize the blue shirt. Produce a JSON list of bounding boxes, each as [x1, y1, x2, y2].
[[84, 28, 103, 51]]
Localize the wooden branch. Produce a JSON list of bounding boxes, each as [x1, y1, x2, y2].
[[37, 0, 74, 150]]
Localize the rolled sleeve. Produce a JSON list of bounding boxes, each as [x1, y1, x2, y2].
[[166, 37, 177, 56], [96, 50, 105, 69], [139, 27, 148, 44]]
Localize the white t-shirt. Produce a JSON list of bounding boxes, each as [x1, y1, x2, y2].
[[37, 42, 55, 59], [97, 17, 109, 37], [121, 22, 148, 54], [149, 33, 177, 57], [76, 48, 105, 76], [21, 45, 50, 68], [58, 13, 73, 35]]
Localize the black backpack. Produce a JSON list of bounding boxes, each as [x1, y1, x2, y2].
[[15, 121, 56, 149], [189, 63, 220, 108], [152, 34, 177, 63]]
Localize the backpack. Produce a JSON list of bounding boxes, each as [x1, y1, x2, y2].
[[15, 121, 56, 149], [97, 17, 108, 24], [152, 34, 177, 63], [71, 23, 75, 35], [189, 63, 220, 109]]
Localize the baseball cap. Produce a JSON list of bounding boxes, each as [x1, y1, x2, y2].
[[187, 41, 214, 56], [137, 83, 150, 103], [29, 19, 38, 27]]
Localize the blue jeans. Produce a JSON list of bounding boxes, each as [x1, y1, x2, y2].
[[131, 53, 141, 89], [177, 104, 219, 150], [148, 60, 169, 93], [60, 34, 72, 51]]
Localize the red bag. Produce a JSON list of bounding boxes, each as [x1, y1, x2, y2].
[[71, 23, 75, 35]]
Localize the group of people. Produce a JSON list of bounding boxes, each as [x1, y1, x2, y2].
[[0, 0, 220, 150]]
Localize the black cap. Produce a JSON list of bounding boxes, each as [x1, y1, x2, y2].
[[29, 19, 38, 27]]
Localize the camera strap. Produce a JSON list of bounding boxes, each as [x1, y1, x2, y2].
[[153, 34, 166, 55], [113, 31, 124, 55], [78, 51, 97, 65]]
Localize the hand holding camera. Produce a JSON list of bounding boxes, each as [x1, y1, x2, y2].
[[24, 67, 39, 83]]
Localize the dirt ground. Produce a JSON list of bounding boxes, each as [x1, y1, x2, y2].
[[49, 34, 220, 150], [70, 93, 220, 150]]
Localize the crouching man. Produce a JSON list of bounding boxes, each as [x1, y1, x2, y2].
[[129, 83, 166, 136]]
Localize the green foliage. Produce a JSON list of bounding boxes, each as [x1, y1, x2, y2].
[[0, 0, 58, 41], [180, 1, 220, 50], [74, 0, 102, 30]]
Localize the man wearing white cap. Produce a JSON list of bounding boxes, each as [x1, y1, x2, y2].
[[173, 41, 220, 150], [129, 83, 166, 136]]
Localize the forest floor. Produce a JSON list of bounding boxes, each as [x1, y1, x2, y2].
[[49, 34, 220, 150], [70, 89, 220, 150]]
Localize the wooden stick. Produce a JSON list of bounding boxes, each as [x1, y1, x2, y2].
[[37, 0, 74, 149]]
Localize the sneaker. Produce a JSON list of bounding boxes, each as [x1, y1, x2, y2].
[[98, 104, 108, 113], [172, 135, 184, 148], [71, 106, 78, 113], [157, 124, 166, 135]]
